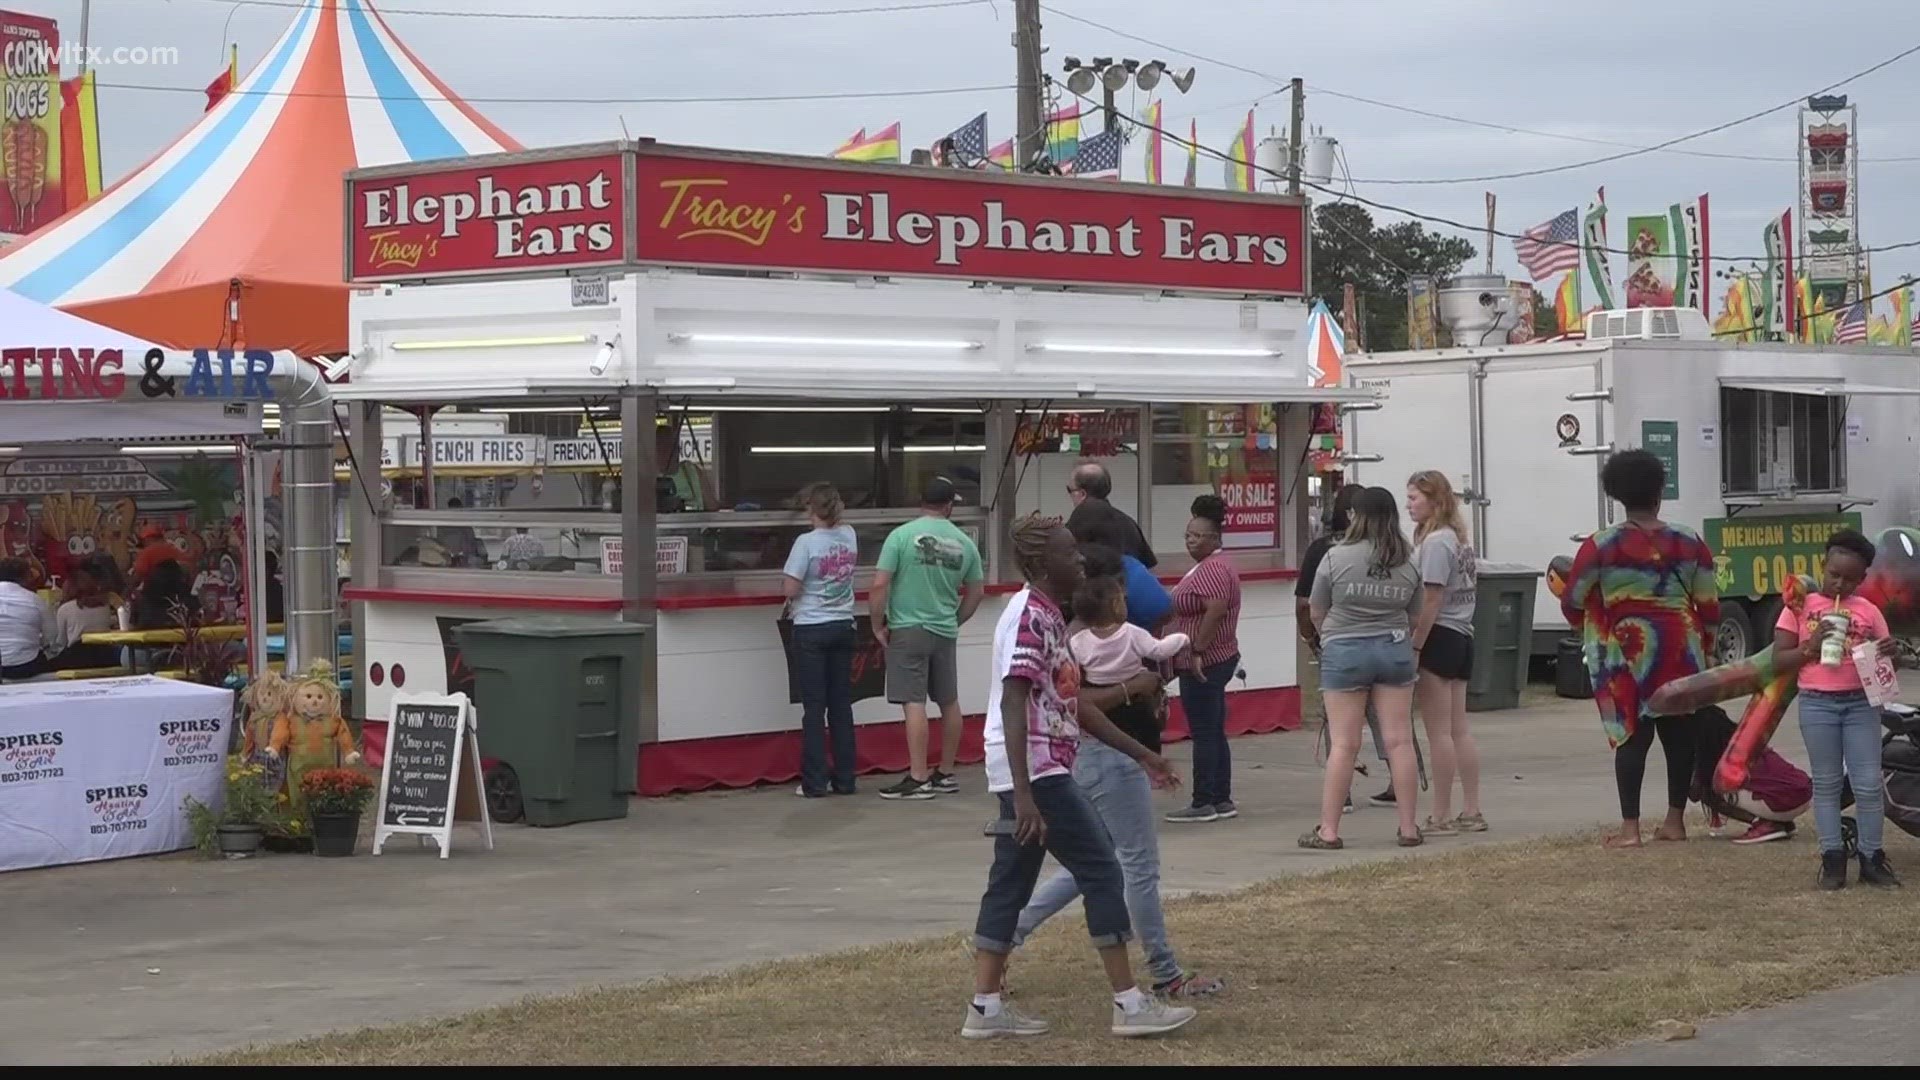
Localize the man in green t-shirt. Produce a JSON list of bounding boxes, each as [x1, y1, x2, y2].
[[871, 476, 984, 801]]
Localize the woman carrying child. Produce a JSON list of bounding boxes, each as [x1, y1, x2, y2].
[[1008, 570, 1224, 1000]]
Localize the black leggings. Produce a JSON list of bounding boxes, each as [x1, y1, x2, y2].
[[1615, 714, 1696, 820]]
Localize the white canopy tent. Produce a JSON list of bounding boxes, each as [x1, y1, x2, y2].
[[1, 288, 337, 675]]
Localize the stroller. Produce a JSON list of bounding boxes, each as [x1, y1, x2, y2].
[[1836, 702, 1920, 855]]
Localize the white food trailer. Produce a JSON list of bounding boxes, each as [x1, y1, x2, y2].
[[1344, 308, 1920, 663], [335, 139, 1375, 804]]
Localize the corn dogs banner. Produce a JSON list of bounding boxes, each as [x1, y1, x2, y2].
[[1, 9, 63, 236]]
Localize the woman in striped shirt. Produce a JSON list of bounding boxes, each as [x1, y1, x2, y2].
[[1164, 495, 1244, 824]]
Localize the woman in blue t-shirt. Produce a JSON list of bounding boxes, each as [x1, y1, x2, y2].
[[782, 483, 861, 797]]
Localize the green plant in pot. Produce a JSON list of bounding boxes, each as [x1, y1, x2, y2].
[[300, 767, 377, 857], [183, 756, 286, 859]]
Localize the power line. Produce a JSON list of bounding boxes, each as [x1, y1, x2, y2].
[[1338, 39, 1920, 185], [1038, 3, 1920, 176], [1062, 86, 1920, 268], [95, 79, 1014, 106], [1306, 86, 1920, 168], [164, 0, 992, 22]]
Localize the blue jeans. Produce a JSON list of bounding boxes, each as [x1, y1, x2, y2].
[[1799, 689, 1885, 855], [1012, 740, 1179, 982], [1179, 656, 1238, 808], [792, 620, 857, 794], [973, 774, 1132, 954]]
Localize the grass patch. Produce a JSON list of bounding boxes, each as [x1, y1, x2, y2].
[[187, 829, 1918, 1065]]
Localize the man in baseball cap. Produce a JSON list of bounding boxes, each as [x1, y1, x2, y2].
[[870, 476, 985, 800]]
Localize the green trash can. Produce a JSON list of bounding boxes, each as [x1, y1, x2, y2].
[[453, 615, 649, 827], [1466, 562, 1543, 713]]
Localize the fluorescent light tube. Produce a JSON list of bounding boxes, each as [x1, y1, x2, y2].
[[392, 334, 595, 351], [669, 332, 982, 350], [1028, 343, 1279, 358]]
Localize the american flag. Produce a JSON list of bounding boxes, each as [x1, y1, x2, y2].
[[1834, 301, 1869, 344], [937, 112, 987, 166], [1513, 209, 1581, 280], [1066, 129, 1122, 179]]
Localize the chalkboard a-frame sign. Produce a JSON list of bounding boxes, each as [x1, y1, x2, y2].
[[372, 692, 494, 859]]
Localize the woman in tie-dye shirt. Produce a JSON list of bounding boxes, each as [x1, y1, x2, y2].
[[1560, 449, 1720, 849]]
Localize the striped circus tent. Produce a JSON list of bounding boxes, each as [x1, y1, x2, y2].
[[0, 0, 518, 357], [1302, 299, 1345, 388]]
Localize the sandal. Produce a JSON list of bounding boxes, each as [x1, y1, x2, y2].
[[1453, 812, 1489, 833], [1297, 826, 1344, 850], [1397, 830, 1425, 847]]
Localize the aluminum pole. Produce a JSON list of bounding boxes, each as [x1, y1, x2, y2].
[[283, 397, 337, 675]]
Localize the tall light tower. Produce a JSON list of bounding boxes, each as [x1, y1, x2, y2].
[[1799, 94, 1863, 308]]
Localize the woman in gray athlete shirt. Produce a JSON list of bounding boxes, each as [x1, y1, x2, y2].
[[1303, 487, 1425, 849]]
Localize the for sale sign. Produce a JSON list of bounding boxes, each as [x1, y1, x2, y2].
[[346, 145, 631, 281], [633, 144, 1307, 295]]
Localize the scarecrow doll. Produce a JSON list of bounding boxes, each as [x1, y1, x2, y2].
[[265, 661, 361, 817]]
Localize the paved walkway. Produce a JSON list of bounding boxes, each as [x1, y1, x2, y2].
[[0, 691, 1743, 1064], [1580, 974, 1920, 1065]]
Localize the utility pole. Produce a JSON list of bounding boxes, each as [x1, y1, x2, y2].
[[1103, 84, 1119, 136], [1286, 77, 1304, 196], [79, 0, 92, 72], [1014, 0, 1045, 169]]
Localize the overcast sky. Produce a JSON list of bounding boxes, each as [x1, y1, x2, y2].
[[21, 0, 1920, 292]]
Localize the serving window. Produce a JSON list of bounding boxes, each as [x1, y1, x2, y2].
[[1150, 403, 1280, 553], [372, 399, 986, 579]]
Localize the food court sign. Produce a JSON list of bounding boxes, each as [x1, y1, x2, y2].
[[346, 142, 1309, 297]]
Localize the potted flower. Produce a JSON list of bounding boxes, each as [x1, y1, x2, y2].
[[183, 756, 285, 859], [300, 767, 377, 857]]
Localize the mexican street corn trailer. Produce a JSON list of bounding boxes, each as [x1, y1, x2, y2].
[[1342, 332, 1920, 664]]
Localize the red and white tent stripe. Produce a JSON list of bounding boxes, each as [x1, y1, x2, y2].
[[0, 0, 518, 355]]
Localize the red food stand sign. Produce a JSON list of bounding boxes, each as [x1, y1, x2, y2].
[[633, 145, 1305, 295], [345, 142, 1308, 296], [345, 146, 631, 281]]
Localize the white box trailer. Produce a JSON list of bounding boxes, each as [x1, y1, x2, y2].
[[1343, 334, 1920, 664]]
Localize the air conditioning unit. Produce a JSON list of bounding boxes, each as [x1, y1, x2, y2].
[[1584, 307, 1712, 342]]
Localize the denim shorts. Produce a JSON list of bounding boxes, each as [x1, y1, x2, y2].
[[1320, 632, 1417, 692]]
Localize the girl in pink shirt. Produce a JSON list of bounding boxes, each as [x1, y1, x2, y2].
[[1073, 578, 1192, 687], [1774, 529, 1901, 890]]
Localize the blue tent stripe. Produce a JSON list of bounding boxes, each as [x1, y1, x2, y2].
[[345, 0, 465, 162], [9, 1, 320, 303]]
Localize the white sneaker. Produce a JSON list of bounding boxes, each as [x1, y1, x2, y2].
[[961, 1001, 1050, 1039], [1111, 996, 1198, 1037]]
